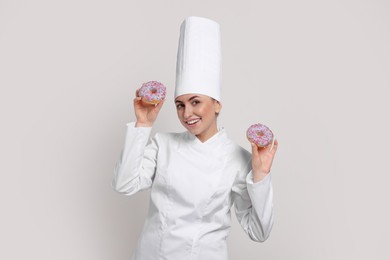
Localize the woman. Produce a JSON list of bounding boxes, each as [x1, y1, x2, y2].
[[112, 16, 279, 260]]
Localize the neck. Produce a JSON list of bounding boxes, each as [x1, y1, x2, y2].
[[196, 125, 219, 143]]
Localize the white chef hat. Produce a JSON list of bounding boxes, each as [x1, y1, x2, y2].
[[175, 16, 222, 102]]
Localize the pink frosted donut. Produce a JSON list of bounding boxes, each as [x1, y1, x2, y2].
[[139, 81, 166, 105], [246, 123, 274, 147]]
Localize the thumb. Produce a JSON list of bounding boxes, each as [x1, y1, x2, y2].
[[155, 98, 165, 111]]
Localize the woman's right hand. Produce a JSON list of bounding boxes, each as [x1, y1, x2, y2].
[[134, 88, 165, 127]]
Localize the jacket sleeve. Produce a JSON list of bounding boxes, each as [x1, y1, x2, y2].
[[232, 159, 274, 242], [111, 121, 159, 196]]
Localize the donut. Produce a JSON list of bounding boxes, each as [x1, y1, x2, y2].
[[246, 123, 274, 148], [139, 81, 166, 105]]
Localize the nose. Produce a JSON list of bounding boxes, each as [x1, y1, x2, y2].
[[184, 105, 193, 119]]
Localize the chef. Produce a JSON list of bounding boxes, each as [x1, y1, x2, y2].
[[112, 16, 278, 260]]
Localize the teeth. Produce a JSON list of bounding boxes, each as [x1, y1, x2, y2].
[[187, 119, 200, 125]]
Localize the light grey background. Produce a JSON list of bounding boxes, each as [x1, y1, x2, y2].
[[1, 0, 389, 259]]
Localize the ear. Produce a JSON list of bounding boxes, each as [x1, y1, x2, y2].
[[214, 100, 222, 114]]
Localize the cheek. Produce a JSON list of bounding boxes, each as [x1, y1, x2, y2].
[[201, 104, 214, 115], [176, 109, 182, 118], [179, 112, 185, 120]]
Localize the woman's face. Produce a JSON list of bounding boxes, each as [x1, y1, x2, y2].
[[175, 93, 222, 143]]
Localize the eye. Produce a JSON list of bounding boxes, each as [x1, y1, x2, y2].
[[176, 103, 183, 109], [192, 100, 200, 105]]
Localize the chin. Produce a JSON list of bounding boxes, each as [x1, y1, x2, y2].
[[186, 128, 200, 136], [186, 128, 197, 134]]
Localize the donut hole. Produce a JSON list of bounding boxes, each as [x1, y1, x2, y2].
[[257, 131, 264, 137], [150, 88, 157, 94]]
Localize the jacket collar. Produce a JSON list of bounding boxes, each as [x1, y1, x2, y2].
[[185, 126, 228, 146]]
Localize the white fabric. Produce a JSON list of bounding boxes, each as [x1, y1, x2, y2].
[[112, 122, 274, 260], [175, 16, 222, 102]]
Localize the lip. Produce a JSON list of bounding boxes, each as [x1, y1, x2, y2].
[[185, 118, 201, 127]]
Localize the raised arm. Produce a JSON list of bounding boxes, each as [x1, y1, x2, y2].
[[232, 159, 274, 242], [111, 122, 159, 195], [111, 88, 165, 195]]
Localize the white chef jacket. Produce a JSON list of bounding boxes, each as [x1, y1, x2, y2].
[[112, 122, 274, 260]]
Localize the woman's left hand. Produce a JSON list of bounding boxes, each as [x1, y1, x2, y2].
[[251, 139, 279, 183]]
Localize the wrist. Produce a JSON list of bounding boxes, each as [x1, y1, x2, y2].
[[135, 121, 153, 127], [253, 171, 269, 183]]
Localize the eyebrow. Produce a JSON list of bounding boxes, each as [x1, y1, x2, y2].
[[175, 96, 200, 103]]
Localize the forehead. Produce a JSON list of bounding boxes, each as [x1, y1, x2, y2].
[[175, 93, 208, 102]]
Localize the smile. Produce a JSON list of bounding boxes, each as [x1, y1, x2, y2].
[[186, 118, 201, 125]]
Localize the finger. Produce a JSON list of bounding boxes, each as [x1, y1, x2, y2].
[[135, 88, 140, 97], [155, 98, 165, 111], [271, 138, 278, 154], [268, 137, 275, 152], [133, 96, 142, 103], [251, 142, 259, 156]]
